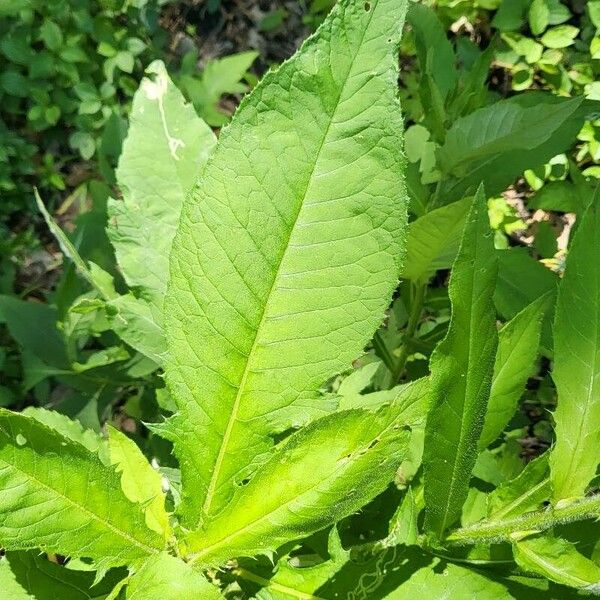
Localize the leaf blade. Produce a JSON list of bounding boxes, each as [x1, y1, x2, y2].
[[479, 294, 548, 449], [550, 199, 600, 500], [185, 404, 412, 566], [487, 454, 551, 521], [165, 0, 409, 525], [108, 60, 216, 306], [514, 535, 600, 592], [401, 197, 470, 283], [108, 426, 171, 541], [0, 552, 124, 600], [424, 187, 498, 538], [438, 94, 592, 202]]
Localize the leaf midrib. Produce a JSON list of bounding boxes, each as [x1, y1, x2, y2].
[[200, 3, 378, 520]]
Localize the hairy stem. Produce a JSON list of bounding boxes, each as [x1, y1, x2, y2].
[[445, 494, 600, 546]]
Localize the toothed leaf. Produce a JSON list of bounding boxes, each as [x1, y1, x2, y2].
[[185, 404, 412, 566], [108, 427, 171, 540], [165, 0, 409, 525], [424, 187, 498, 538]]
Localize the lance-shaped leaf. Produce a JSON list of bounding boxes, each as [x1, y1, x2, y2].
[[165, 0, 409, 525], [550, 199, 600, 501], [0, 552, 124, 600], [108, 60, 216, 306], [0, 410, 164, 570], [125, 553, 223, 599], [104, 61, 216, 360], [479, 294, 548, 449], [513, 535, 600, 593], [438, 93, 593, 202], [424, 187, 498, 538], [184, 404, 412, 566]]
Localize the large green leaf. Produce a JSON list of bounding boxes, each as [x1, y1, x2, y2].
[[424, 188, 498, 538], [165, 0, 409, 525], [438, 94, 593, 202], [550, 200, 600, 501], [0, 552, 123, 600], [401, 197, 470, 283], [514, 535, 600, 592], [105, 60, 216, 359], [184, 403, 412, 566], [479, 295, 548, 449], [125, 553, 222, 599], [0, 410, 164, 570]]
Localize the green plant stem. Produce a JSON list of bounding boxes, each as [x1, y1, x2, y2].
[[393, 283, 426, 383], [445, 495, 600, 546]]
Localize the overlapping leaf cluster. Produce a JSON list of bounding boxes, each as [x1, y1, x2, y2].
[[1, 0, 599, 598]]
